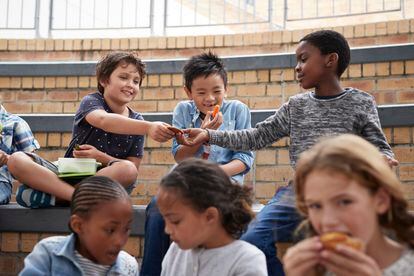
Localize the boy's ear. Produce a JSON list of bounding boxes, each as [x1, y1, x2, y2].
[[374, 187, 391, 215], [184, 86, 193, 100], [70, 214, 84, 234], [204, 207, 219, 224], [99, 78, 108, 88], [325, 53, 339, 68]]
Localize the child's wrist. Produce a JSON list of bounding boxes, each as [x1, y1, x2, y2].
[[204, 129, 210, 143]]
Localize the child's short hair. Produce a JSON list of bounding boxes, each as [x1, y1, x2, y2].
[[70, 175, 130, 218], [183, 51, 227, 90], [96, 51, 146, 94], [295, 134, 414, 248], [160, 158, 254, 239], [300, 30, 350, 77]]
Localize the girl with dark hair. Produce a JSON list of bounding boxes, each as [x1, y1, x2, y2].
[[158, 158, 267, 276], [284, 134, 414, 276], [19, 176, 139, 275]]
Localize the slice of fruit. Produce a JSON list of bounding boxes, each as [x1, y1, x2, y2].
[[212, 105, 220, 117]]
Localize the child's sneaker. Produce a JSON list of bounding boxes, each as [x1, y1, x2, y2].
[[16, 185, 55, 208]]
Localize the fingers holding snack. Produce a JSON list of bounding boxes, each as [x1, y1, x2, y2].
[[283, 237, 323, 276], [148, 122, 175, 142], [201, 108, 223, 130]]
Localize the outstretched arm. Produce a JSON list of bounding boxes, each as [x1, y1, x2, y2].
[[85, 109, 175, 142]]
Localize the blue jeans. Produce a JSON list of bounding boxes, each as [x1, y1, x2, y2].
[[140, 197, 170, 276], [241, 184, 302, 276]]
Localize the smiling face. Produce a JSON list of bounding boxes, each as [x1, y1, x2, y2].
[[185, 73, 226, 116], [304, 169, 389, 248], [157, 187, 212, 250], [72, 198, 133, 265], [295, 41, 336, 90], [100, 62, 141, 106]]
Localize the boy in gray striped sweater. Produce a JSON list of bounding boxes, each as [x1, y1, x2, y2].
[[179, 30, 398, 276]]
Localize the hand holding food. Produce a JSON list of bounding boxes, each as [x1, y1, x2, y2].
[[148, 122, 176, 142]]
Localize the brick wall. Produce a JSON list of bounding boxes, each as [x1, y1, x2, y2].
[[1, 18, 414, 275], [1, 19, 414, 207]]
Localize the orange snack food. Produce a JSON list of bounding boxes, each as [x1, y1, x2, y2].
[[167, 126, 184, 135], [212, 105, 220, 117], [320, 232, 363, 251]]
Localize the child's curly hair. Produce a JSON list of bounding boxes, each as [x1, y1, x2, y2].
[[160, 158, 254, 239]]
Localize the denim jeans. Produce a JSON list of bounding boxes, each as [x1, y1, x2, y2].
[[241, 183, 302, 276], [140, 197, 170, 276]]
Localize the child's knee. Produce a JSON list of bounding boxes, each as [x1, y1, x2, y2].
[[111, 160, 138, 185], [7, 152, 29, 172]]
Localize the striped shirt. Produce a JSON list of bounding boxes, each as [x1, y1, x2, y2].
[[209, 88, 394, 169], [74, 250, 111, 276]]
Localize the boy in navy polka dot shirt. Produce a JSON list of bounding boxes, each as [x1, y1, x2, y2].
[[8, 52, 176, 208]]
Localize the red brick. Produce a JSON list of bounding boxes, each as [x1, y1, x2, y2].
[[47, 90, 78, 101], [256, 150, 276, 165], [256, 165, 293, 182], [237, 84, 266, 97], [2, 102, 32, 113], [399, 165, 414, 181], [128, 101, 157, 112], [377, 78, 414, 90], [17, 91, 45, 101], [277, 149, 290, 165], [249, 96, 281, 109], [150, 150, 175, 165], [393, 147, 414, 163], [21, 233, 39, 252], [391, 61, 404, 75], [123, 237, 140, 257], [10, 77, 21, 89], [245, 71, 258, 83], [0, 256, 20, 274], [137, 165, 170, 180], [1, 233, 19, 252], [393, 127, 411, 144], [255, 182, 277, 198], [37, 149, 66, 161], [376, 63, 390, 76], [158, 100, 179, 112], [32, 102, 63, 113], [143, 88, 174, 100], [34, 133, 47, 147], [47, 133, 61, 147]]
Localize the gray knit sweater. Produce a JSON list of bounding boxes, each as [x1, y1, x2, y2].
[[209, 88, 394, 168]]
